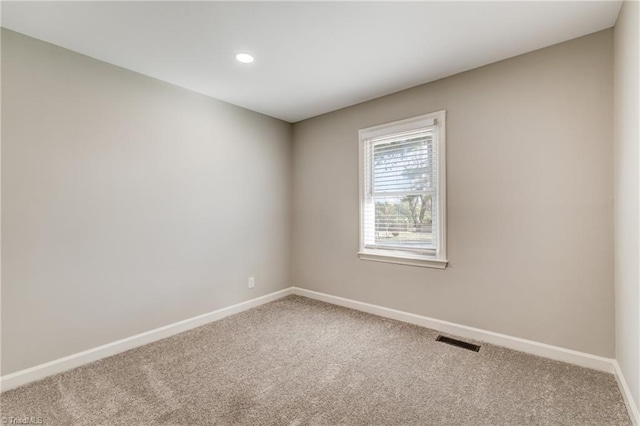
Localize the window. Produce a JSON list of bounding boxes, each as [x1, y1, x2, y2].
[[358, 111, 447, 269]]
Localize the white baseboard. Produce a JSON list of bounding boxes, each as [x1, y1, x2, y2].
[[614, 360, 640, 425], [0, 287, 293, 393], [292, 287, 615, 373]]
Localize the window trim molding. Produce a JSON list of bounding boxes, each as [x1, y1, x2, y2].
[[358, 111, 447, 269]]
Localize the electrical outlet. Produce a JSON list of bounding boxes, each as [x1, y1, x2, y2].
[[248, 277, 255, 289]]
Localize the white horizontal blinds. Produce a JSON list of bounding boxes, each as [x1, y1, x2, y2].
[[364, 126, 437, 252], [363, 141, 376, 247]]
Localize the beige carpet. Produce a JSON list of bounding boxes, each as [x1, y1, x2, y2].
[[0, 295, 631, 425]]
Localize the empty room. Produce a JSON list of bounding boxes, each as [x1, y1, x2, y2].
[[1, 1, 639, 425]]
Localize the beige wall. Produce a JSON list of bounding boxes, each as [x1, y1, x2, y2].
[[614, 0, 640, 410], [292, 30, 615, 357], [1, 29, 292, 375]]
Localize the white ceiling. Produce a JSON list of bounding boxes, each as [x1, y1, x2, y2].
[[1, 1, 622, 123]]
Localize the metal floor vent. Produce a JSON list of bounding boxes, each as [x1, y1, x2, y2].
[[436, 335, 480, 352]]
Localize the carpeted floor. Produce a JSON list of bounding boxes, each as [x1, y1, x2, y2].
[[0, 295, 631, 425]]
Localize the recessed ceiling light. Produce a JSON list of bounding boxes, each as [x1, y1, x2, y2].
[[235, 53, 254, 64]]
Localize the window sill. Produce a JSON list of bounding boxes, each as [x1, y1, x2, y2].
[[358, 250, 448, 269]]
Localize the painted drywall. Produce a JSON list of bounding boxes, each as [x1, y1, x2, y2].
[[292, 30, 614, 357], [1, 29, 292, 375], [614, 0, 640, 411]]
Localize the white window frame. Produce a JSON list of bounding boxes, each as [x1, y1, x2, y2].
[[358, 111, 447, 269]]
